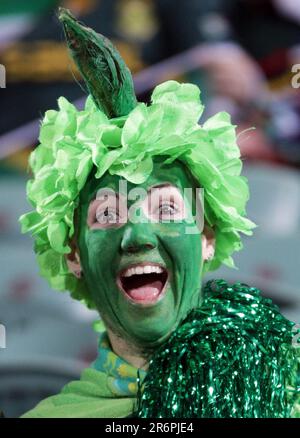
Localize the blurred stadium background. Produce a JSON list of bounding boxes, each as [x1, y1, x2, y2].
[[0, 0, 299, 418]]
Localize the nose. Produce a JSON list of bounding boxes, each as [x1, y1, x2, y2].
[[120, 223, 158, 254]]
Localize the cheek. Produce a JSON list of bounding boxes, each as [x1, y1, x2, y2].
[[79, 230, 107, 276], [158, 223, 201, 254], [79, 232, 118, 308], [158, 224, 202, 272], [80, 229, 123, 283]]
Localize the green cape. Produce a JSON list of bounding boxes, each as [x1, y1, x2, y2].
[[21, 368, 136, 418]]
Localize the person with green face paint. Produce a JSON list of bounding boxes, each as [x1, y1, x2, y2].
[[19, 9, 300, 418], [73, 157, 207, 363]]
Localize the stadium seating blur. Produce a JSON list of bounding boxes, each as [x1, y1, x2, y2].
[[206, 162, 300, 323]]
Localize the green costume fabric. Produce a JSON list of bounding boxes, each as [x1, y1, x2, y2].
[[137, 279, 300, 418], [21, 306, 299, 419], [22, 331, 145, 418], [20, 347, 299, 418]]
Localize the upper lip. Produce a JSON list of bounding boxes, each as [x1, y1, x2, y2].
[[118, 262, 167, 278]]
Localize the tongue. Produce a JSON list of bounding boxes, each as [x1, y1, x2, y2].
[[127, 280, 162, 302]]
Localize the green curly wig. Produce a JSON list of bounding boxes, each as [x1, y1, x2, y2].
[[19, 9, 256, 309]]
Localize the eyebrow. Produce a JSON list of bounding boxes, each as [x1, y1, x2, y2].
[[92, 190, 119, 205], [92, 183, 179, 204], [147, 183, 178, 193]]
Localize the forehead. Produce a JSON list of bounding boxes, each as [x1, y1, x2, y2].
[[81, 157, 197, 202]]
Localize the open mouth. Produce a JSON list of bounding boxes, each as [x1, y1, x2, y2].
[[117, 263, 169, 305]]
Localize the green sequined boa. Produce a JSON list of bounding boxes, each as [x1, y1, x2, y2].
[[137, 280, 300, 418]]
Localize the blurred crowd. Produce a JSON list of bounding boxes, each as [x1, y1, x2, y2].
[[0, 0, 300, 164], [0, 0, 299, 417]]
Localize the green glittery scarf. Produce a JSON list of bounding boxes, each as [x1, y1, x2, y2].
[[137, 280, 300, 418]]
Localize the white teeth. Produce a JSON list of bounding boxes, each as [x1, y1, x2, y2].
[[144, 265, 152, 274], [123, 268, 132, 277], [122, 265, 165, 278]]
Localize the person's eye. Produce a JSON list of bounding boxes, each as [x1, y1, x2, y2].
[[96, 208, 119, 224], [158, 202, 179, 217]]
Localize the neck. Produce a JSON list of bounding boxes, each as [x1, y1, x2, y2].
[[106, 327, 150, 371]]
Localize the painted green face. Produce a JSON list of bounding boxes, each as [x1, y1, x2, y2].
[[76, 157, 204, 350]]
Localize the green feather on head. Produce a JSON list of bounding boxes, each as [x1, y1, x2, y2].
[[58, 7, 137, 118]]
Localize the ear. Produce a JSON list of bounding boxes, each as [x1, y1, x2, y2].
[[65, 237, 82, 279], [201, 225, 216, 262]]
